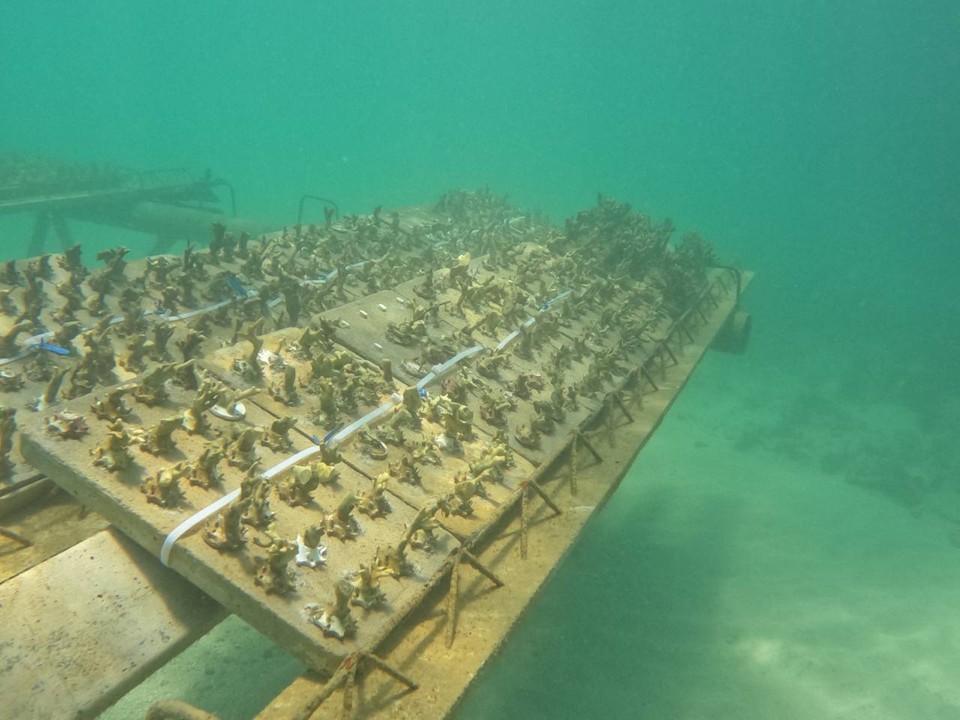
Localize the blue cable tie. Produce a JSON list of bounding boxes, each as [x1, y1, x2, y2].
[[36, 341, 70, 356], [322, 424, 343, 444], [418, 388, 427, 398], [226, 275, 248, 298]]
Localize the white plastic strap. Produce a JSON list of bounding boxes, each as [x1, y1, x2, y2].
[[495, 317, 535, 351], [540, 289, 572, 311], [157, 298, 234, 322], [416, 344, 485, 390], [329, 401, 397, 445], [300, 260, 365, 286], [415, 371, 436, 389], [264, 445, 320, 478], [0, 346, 37, 366], [160, 487, 240, 566], [158, 444, 322, 566], [301, 269, 336, 286]]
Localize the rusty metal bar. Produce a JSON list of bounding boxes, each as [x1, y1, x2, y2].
[[612, 391, 635, 424], [524, 479, 563, 516], [461, 549, 504, 587], [520, 486, 529, 559], [445, 548, 463, 648]]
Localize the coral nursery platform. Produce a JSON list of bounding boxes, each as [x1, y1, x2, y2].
[[1, 186, 750, 719]]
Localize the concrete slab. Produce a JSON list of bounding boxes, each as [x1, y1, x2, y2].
[[0, 528, 224, 720]]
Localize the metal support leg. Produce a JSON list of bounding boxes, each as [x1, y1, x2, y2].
[[294, 652, 418, 720], [0, 526, 33, 549], [51, 211, 73, 251], [445, 547, 504, 648], [28, 212, 51, 257]]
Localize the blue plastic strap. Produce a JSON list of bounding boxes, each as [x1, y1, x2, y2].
[[226, 275, 248, 298], [36, 341, 70, 356]]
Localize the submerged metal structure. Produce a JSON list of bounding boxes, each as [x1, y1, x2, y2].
[[0, 160, 750, 720], [0, 152, 267, 255]]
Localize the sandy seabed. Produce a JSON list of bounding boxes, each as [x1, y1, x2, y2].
[[453, 351, 960, 720]]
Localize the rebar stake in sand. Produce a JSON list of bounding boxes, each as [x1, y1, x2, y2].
[[445, 547, 504, 648], [519, 479, 562, 560], [612, 391, 635, 424], [297, 652, 418, 720], [445, 547, 463, 648]]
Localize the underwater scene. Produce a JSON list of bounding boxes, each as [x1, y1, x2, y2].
[[1, 2, 958, 719]]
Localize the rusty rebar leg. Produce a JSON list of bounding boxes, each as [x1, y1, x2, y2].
[[624, 369, 645, 410], [363, 653, 418, 691], [697, 298, 711, 320], [294, 666, 350, 720], [461, 549, 504, 587], [605, 396, 617, 447], [525, 479, 562, 516], [613, 392, 634, 424], [297, 650, 419, 720], [446, 548, 463, 648], [661, 341, 679, 367], [341, 658, 358, 720], [574, 431, 603, 464], [520, 485, 529, 559], [568, 440, 579, 496], [446, 546, 505, 647], [639, 364, 659, 393], [0, 527, 32, 548]]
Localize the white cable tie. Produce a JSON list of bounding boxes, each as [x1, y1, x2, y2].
[[300, 260, 363, 287], [415, 372, 436, 390], [160, 487, 240, 566], [301, 269, 336, 286], [539, 289, 572, 312], [495, 329, 521, 351], [160, 298, 234, 323], [329, 401, 396, 445], [262, 445, 320, 479], [438, 344, 485, 375], [416, 344, 485, 389], [495, 315, 538, 352]]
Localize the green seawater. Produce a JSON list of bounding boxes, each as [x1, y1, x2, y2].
[[2, 2, 959, 718]]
